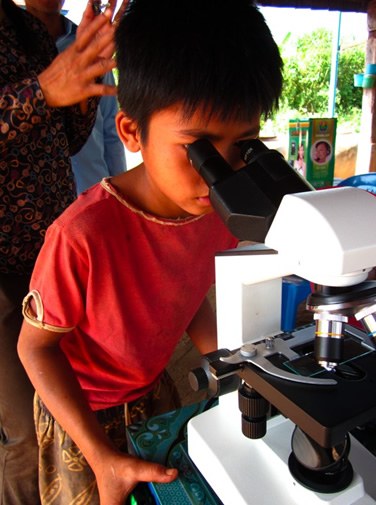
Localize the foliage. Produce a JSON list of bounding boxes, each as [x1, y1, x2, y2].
[[268, 28, 365, 135], [280, 29, 333, 115], [336, 46, 364, 115]]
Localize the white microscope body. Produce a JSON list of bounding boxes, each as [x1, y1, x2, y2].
[[188, 186, 376, 505]]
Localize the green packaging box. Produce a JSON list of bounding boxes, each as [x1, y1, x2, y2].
[[288, 118, 337, 188]]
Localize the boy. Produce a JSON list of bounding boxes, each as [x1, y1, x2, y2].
[[18, 1, 283, 504]]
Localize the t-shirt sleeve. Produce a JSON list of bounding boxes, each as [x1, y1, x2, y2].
[[28, 222, 88, 329]]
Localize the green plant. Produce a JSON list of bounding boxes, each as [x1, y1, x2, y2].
[[336, 44, 364, 115], [264, 28, 364, 137]]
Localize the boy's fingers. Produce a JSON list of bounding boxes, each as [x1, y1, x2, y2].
[[128, 460, 178, 484]]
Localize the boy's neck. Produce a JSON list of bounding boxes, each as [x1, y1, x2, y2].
[[111, 167, 192, 220]]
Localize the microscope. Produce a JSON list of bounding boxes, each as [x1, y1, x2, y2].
[[186, 139, 376, 505]]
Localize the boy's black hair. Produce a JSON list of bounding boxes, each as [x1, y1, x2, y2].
[[116, 0, 283, 141]]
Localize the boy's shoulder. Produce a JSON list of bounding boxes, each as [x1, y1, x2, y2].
[[56, 180, 114, 229]]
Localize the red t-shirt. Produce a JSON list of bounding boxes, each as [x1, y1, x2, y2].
[[27, 179, 238, 410]]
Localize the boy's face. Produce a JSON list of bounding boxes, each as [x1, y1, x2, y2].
[[137, 104, 260, 219]]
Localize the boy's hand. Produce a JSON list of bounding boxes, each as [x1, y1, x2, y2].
[[95, 452, 178, 504]]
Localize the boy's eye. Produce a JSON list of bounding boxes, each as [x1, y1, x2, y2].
[[224, 145, 246, 169], [235, 136, 259, 148]]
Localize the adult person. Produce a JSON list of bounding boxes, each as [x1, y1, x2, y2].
[[54, 3, 127, 194], [0, 1, 120, 503], [18, 1, 283, 503]]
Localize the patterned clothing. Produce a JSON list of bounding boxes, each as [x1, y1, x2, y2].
[[0, 5, 98, 504], [34, 372, 180, 505], [56, 17, 127, 194], [22, 175, 237, 504], [0, 6, 98, 275]]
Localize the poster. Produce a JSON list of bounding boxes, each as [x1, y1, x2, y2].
[[288, 118, 337, 188]]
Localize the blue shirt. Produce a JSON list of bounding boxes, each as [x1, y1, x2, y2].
[[56, 17, 126, 194]]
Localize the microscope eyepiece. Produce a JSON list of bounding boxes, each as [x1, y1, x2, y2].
[[187, 139, 234, 187], [187, 138, 313, 242], [236, 138, 271, 164]]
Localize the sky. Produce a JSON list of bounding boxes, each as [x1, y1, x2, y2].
[[62, 2, 368, 46], [260, 7, 367, 45]]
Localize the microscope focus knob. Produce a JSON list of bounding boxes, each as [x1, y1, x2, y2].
[[238, 383, 269, 439], [188, 349, 241, 398], [189, 367, 209, 392]]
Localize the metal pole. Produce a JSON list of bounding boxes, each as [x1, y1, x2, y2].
[[328, 11, 342, 118]]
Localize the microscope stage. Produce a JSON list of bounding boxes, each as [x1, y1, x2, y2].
[[238, 325, 376, 447]]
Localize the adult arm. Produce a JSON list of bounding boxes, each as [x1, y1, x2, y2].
[[17, 322, 177, 505], [51, 1, 127, 155], [38, 4, 116, 109], [0, 78, 51, 152], [0, 3, 116, 156], [0, 76, 98, 158]]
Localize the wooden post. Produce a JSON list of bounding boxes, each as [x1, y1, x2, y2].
[[356, 0, 376, 173]]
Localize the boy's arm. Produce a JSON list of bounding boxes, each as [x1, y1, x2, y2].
[[17, 321, 177, 505], [186, 295, 218, 355]]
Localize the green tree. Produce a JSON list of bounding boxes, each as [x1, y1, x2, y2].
[[279, 28, 364, 119], [336, 44, 364, 115]]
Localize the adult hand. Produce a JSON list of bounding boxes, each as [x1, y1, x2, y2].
[[78, 0, 129, 31], [38, 2, 117, 108], [95, 451, 178, 505]]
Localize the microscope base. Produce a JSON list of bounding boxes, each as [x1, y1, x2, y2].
[[188, 394, 376, 505]]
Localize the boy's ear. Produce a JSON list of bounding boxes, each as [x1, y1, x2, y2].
[[116, 111, 141, 152]]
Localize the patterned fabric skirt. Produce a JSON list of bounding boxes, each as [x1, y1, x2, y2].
[[34, 372, 181, 505]]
